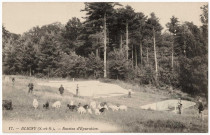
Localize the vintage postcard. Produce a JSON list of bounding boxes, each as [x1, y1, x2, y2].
[[2, 1, 208, 133]]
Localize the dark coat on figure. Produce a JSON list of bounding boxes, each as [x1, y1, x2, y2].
[[28, 83, 34, 93], [59, 86, 64, 94], [198, 102, 204, 113]]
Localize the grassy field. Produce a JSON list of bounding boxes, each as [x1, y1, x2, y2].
[[2, 75, 208, 133]]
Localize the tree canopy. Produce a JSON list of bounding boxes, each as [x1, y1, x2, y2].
[[2, 3, 208, 99]]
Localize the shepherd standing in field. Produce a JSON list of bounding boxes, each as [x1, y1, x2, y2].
[[128, 89, 131, 98], [76, 84, 79, 97], [198, 99, 204, 120], [59, 84, 64, 95], [12, 77, 15, 86], [28, 82, 34, 93], [177, 98, 182, 114]]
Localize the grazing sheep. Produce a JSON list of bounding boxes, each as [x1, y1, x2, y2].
[[100, 102, 107, 106], [33, 99, 39, 109], [83, 104, 89, 109], [43, 101, 49, 109], [70, 100, 74, 105], [90, 101, 96, 109], [67, 104, 77, 111], [109, 105, 119, 111], [99, 108, 106, 113], [78, 103, 81, 107], [87, 108, 92, 114], [52, 101, 61, 108], [3, 100, 13, 110], [118, 105, 127, 111], [94, 109, 101, 115], [98, 104, 103, 109], [78, 106, 86, 114], [104, 104, 109, 110]]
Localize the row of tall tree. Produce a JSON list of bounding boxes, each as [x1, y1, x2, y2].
[[2, 3, 208, 98]]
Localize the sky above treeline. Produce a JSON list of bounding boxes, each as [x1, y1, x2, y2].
[[2, 2, 207, 34]]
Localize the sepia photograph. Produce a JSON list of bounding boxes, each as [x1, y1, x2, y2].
[[2, 1, 208, 133]]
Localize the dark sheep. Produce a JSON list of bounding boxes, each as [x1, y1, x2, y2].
[[43, 101, 49, 109], [99, 108, 106, 113], [3, 100, 13, 110], [67, 104, 77, 111], [83, 104, 89, 109]]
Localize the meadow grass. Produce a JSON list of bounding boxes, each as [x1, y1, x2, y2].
[[2, 76, 208, 133]]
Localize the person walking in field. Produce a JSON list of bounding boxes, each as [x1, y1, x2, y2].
[[198, 99, 204, 120], [177, 98, 182, 114], [12, 77, 15, 86], [59, 85, 64, 95], [128, 89, 131, 98], [28, 82, 34, 93], [76, 84, 79, 97]]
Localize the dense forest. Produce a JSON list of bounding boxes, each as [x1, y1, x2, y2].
[[2, 3, 208, 98]]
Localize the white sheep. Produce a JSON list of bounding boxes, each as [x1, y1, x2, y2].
[[70, 100, 74, 105], [78, 106, 86, 114], [87, 108, 92, 114], [52, 101, 61, 108], [90, 101, 96, 109], [33, 99, 39, 109], [104, 104, 109, 110], [97, 104, 103, 109], [118, 105, 127, 111], [109, 105, 119, 111], [94, 109, 101, 115]]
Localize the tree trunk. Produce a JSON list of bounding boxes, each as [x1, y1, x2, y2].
[[140, 41, 142, 64], [135, 45, 138, 68], [98, 48, 100, 58], [146, 46, 149, 62], [96, 38, 99, 58], [171, 36, 174, 70], [104, 12, 107, 78], [96, 48, 99, 58], [132, 44, 133, 68], [29, 67, 31, 76], [153, 27, 158, 82], [126, 21, 129, 60], [120, 34, 123, 51], [48, 67, 50, 78]]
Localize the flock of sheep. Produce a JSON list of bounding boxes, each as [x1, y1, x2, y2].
[[3, 76, 128, 116], [33, 99, 128, 115]]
